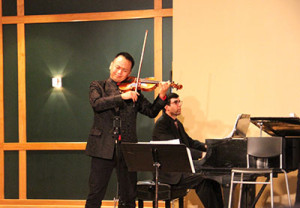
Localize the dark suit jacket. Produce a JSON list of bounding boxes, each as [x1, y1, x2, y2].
[[86, 78, 166, 159], [152, 113, 206, 184]]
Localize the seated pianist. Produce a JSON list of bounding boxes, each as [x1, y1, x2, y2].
[[152, 93, 224, 208]]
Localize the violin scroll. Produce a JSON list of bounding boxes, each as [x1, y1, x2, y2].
[[170, 82, 183, 90]]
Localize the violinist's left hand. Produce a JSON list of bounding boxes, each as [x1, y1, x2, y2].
[[159, 81, 171, 99]]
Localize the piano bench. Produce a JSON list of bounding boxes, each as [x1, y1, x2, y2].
[[137, 180, 187, 208]]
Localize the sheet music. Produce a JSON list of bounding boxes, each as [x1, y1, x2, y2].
[[186, 147, 195, 173], [289, 112, 299, 118], [226, 114, 250, 138], [149, 139, 180, 144]]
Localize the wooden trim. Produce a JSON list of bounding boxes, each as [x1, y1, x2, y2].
[[0, 199, 165, 207], [17, 0, 24, 16], [0, 199, 86, 205], [154, 0, 163, 121], [17, 23, 27, 199], [18, 151, 26, 199], [154, 17, 163, 98], [1, 9, 173, 24], [17, 0, 26, 199], [154, 0, 163, 10], [2, 142, 86, 151], [17, 23, 26, 144]]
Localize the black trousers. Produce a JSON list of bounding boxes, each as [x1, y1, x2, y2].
[[85, 150, 137, 208], [174, 173, 224, 208]]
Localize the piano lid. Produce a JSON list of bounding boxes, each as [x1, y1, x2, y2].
[[250, 117, 300, 136]]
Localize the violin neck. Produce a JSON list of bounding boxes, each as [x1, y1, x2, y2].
[[138, 78, 182, 90], [139, 79, 160, 84]]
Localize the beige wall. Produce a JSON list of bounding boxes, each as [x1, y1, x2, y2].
[[173, 0, 300, 207]]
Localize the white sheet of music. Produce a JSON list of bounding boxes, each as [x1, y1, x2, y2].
[[149, 139, 180, 144]]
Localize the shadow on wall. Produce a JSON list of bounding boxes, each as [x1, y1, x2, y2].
[[256, 170, 298, 207], [177, 95, 233, 142]]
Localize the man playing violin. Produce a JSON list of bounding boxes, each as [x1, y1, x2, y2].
[[152, 93, 224, 208], [85, 52, 170, 208]]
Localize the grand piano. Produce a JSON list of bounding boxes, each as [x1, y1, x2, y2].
[[197, 114, 300, 207]]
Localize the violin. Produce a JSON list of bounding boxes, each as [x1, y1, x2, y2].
[[123, 30, 182, 94], [119, 76, 183, 92]]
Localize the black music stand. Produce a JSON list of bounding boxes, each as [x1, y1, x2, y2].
[[121, 142, 194, 208]]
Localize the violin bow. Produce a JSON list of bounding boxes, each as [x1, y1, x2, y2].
[[135, 30, 148, 94]]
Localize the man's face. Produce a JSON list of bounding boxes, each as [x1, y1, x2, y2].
[[165, 97, 183, 118], [109, 55, 132, 82]]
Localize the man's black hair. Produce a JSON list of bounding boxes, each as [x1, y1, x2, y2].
[[166, 93, 179, 105], [115, 52, 135, 69]]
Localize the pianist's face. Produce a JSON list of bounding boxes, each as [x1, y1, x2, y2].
[[165, 97, 182, 119]]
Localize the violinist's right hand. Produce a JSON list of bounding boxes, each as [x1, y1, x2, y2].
[[121, 91, 140, 102]]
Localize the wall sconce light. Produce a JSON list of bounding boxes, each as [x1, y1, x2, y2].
[[52, 77, 62, 88]]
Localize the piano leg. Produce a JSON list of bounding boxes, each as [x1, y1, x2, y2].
[[250, 180, 269, 208], [221, 182, 231, 208]]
